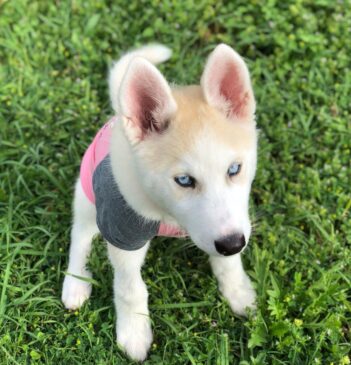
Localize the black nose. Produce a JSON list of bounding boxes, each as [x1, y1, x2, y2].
[[214, 233, 246, 256]]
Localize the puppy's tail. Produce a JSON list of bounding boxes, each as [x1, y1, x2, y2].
[[109, 44, 172, 113]]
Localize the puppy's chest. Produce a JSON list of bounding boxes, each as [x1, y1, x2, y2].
[[93, 155, 161, 250]]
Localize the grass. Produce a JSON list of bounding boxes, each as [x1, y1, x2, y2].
[[0, 0, 350, 364]]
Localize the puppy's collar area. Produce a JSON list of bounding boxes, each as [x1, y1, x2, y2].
[[80, 120, 186, 250]]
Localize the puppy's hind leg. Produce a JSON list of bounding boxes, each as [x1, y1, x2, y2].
[[62, 179, 99, 310]]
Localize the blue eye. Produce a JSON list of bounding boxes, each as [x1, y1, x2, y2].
[[228, 162, 241, 177], [174, 175, 196, 188]]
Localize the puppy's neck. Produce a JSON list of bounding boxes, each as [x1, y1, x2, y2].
[[109, 119, 166, 222]]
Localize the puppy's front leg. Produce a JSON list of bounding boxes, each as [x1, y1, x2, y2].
[[210, 253, 256, 316], [107, 242, 152, 362]]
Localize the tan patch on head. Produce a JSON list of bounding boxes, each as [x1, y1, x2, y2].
[[136, 85, 257, 174]]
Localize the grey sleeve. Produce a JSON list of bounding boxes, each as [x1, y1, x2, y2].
[[93, 155, 160, 250]]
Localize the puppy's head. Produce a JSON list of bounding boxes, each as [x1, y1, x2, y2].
[[118, 44, 257, 257]]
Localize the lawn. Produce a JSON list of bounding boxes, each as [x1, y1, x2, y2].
[[0, 0, 350, 364]]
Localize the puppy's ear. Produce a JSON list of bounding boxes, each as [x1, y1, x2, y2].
[[201, 44, 255, 122], [119, 57, 177, 144]]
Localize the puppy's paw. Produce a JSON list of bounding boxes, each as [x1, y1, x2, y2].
[[221, 279, 257, 316], [117, 313, 153, 362], [61, 273, 92, 310], [226, 285, 256, 316]]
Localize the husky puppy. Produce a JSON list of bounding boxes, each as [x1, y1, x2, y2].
[[62, 44, 257, 361]]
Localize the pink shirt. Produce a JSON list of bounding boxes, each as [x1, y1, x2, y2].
[[80, 117, 186, 238]]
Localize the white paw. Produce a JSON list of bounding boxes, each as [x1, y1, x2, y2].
[[61, 273, 92, 310], [221, 280, 257, 316], [117, 312, 153, 362]]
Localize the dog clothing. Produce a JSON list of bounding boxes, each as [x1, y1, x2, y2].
[[80, 117, 186, 250]]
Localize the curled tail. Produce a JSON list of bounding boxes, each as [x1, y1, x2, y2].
[[109, 44, 172, 114]]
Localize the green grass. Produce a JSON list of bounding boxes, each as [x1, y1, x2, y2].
[[0, 0, 350, 364]]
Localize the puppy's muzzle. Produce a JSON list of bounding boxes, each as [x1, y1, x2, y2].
[[214, 233, 246, 256]]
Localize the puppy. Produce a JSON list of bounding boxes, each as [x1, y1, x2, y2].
[[62, 44, 257, 361]]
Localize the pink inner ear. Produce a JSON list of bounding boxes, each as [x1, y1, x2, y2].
[[133, 83, 159, 133], [126, 72, 168, 137], [218, 61, 250, 119]]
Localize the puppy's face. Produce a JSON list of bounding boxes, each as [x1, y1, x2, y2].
[[119, 44, 257, 256]]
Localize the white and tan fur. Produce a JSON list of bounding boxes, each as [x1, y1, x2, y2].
[[62, 44, 258, 361]]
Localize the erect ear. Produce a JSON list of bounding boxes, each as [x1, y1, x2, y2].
[[201, 44, 255, 122], [118, 57, 177, 144]]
